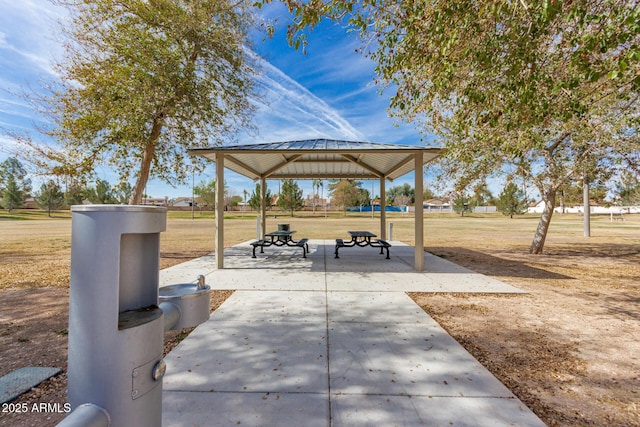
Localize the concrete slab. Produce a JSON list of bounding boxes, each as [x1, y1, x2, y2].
[[161, 241, 545, 426], [164, 391, 329, 427], [328, 292, 514, 398], [331, 394, 546, 427], [327, 292, 439, 324], [163, 321, 328, 393], [205, 268, 326, 291], [0, 367, 61, 404], [210, 291, 327, 323], [164, 292, 328, 394], [329, 320, 514, 397]]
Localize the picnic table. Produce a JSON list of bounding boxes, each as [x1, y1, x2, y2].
[[334, 230, 391, 259], [250, 230, 309, 258]]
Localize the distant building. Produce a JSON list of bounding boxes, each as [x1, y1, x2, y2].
[[424, 198, 451, 212], [141, 197, 168, 206], [173, 197, 195, 207]]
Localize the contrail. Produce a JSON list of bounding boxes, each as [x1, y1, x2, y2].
[[244, 51, 366, 143]]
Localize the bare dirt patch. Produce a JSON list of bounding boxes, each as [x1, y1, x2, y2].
[[410, 242, 640, 427]]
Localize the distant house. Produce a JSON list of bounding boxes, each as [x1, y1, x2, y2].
[[141, 197, 168, 206], [527, 200, 546, 214], [424, 198, 451, 212], [303, 194, 328, 208], [173, 197, 195, 207], [528, 199, 610, 214], [22, 197, 38, 209]]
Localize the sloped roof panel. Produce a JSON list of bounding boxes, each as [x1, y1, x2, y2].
[[189, 139, 442, 181]]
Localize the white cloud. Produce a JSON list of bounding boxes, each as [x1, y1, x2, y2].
[[0, 0, 65, 77], [241, 54, 366, 143]]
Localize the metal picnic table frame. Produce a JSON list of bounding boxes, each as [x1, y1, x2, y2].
[[334, 230, 391, 259]]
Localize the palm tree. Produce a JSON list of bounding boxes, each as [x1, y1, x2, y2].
[[312, 179, 323, 214]]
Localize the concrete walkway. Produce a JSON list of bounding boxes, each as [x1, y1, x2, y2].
[[161, 240, 546, 426]]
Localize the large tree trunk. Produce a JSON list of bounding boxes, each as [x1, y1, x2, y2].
[[129, 116, 164, 205], [529, 188, 557, 254]]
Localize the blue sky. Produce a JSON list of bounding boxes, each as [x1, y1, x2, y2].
[[0, 1, 438, 201]]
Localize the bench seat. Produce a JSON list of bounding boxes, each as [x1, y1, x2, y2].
[[296, 238, 309, 258], [250, 239, 269, 258], [335, 238, 391, 259], [334, 239, 345, 258], [251, 238, 309, 258], [371, 239, 391, 259]]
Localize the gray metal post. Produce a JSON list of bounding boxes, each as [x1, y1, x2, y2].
[[67, 205, 167, 427], [256, 216, 261, 240], [388, 222, 393, 241], [583, 177, 591, 237]]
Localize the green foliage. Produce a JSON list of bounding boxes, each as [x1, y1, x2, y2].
[[113, 182, 133, 205], [84, 179, 116, 204], [229, 195, 243, 206], [469, 182, 495, 207], [0, 157, 27, 189], [64, 182, 86, 207], [276, 179, 303, 216], [496, 182, 528, 218], [615, 171, 640, 205], [1, 175, 25, 211], [387, 183, 414, 205], [329, 180, 362, 213], [0, 157, 31, 197], [280, 0, 640, 253], [37, 0, 257, 204], [35, 181, 64, 216], [559, 181, 608, 207], [452, 193, 471, 217], [248, 182, 272, 211], [356, 187, 371, 207], [423, 187, 436, 201], [194, 179, 219, 210]]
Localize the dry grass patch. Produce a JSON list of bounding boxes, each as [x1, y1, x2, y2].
[[1, 210, 639, 427]]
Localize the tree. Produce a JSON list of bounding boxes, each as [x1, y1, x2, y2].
[[85, 179, 116, 204], [330, 180, 361, 215], [469, 182, 494, 208], [452, 193, 471, 217], [559, 180, 608, 208], [311, 179, 323, 213], [194, 179, 225, 211], [423, 187, 435, 201], [276, 179, 303, 216], [387, 183, 414, 206], [64, 182, 86, 207], [281, 0, 640, 254], [1, 175, 24, 212], [356, 187, 371, 208], [113, 182, 133, 205], [23, 0, 257, 205], [496, 182, 528, 219], [0, 157, 31, 200], [615, 172, 640, 205], [35, 181, 64, 217], [248, 182, 272, 212]]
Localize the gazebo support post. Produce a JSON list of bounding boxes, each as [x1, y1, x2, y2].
[[215, 153, 225, 269], [379, 177, 386, 240], [260, 176, 266, 239], [414, 151, 424, 271]]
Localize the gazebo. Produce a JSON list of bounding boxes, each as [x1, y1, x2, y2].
[[189, 139, 442, 271]]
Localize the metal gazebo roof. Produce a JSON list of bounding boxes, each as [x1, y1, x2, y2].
[[189, 138, 443, 271], [188, 139, 442, 182]]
